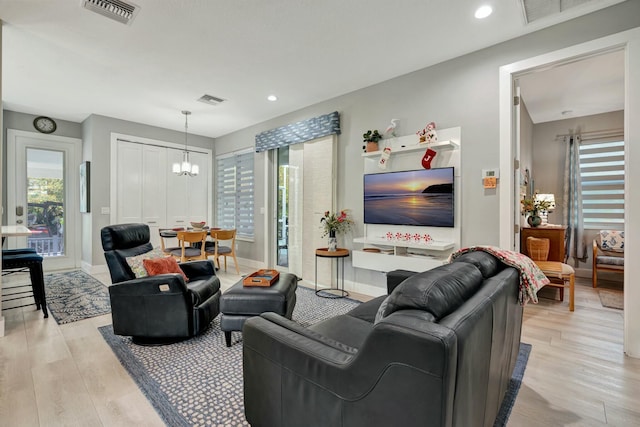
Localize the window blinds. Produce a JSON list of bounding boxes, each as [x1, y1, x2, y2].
[[216, 151, 255, 239], [579, 140, 625, 230]]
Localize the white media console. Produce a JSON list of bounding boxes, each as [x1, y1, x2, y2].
[[353, 127, 462, 273]]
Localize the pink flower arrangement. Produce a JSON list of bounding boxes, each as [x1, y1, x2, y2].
[[320, 209, 354, 237]]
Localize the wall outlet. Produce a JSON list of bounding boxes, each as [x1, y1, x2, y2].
[[101, 207, 110, 215]]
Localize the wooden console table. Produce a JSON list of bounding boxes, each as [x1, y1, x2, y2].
[[521, 226, 566, 262]]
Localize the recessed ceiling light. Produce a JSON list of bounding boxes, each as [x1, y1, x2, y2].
[[562, 110, 573, 116], [267, 95, 278, 102], [475, 5, 493, 19]]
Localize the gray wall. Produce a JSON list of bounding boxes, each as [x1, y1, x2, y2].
[[215, 1, 640, 288], [531, 109, 624, 272], [1, 110, 215, 266], [81, 114, 215, 266]]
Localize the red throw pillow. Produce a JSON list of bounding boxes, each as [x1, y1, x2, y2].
[[143, 257, 189, 282]]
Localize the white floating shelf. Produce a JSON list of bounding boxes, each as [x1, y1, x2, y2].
[[354, 237, 455, 251], [362, 139, 458, 157]]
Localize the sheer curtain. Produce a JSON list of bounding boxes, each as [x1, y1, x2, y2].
[[563, 135, 587, 265]]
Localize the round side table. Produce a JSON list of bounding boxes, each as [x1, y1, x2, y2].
[[315, 248, 349, 298]]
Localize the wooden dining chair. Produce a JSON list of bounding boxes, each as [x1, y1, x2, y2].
[[170, 230, 207, 263], [159, 228, 182, 255], [208, 229, 240, 274]]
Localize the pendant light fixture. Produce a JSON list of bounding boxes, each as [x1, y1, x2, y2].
[[172, 110, 199, 176]]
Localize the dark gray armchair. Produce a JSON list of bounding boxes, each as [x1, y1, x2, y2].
[[101, 223, 221, 344]]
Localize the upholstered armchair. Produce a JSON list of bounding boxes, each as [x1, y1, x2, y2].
[[101, 223, 221, 344], [592, 230, 624, 288]]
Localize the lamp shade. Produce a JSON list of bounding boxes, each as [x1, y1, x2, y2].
[[535, 193, 555, 211]]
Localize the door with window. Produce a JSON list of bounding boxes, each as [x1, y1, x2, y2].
[[6, 130, 81, 271], [270, 136, 335, 283]]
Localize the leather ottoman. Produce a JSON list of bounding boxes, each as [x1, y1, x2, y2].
[[220, 272, 297, 346]]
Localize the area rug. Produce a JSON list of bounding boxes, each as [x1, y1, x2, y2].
[[493, 342, 532, 426], [45, 270, 111, 324], [100, 287, 529, 426], [598, 289, 624, 310]]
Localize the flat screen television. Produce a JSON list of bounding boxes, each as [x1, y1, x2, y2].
[[364, 167, 454, 227]]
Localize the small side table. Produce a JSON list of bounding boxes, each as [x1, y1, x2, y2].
[[315, 248, 349, 298]]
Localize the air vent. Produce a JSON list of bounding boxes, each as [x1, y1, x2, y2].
[[197, 94, 226, 106], [520, 0, 593, 24], [82, 0, 140, 25]]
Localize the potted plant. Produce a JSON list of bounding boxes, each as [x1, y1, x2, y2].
[[521, 196, 552, 227], [362, 130, 383, 152], [320, 209, 354, 251]]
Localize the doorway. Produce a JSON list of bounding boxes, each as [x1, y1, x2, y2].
[[6, 130, 81, 271], [499, 27, 640, 357]]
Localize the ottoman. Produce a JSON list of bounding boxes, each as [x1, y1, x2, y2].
[[220, 272, 297, 346]]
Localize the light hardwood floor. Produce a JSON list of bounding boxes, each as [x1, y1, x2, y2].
[[1, 267, 638, 426]]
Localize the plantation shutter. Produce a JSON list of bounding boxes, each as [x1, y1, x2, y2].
[[579, 139, 624, 230], [216, 150, 254, 239]]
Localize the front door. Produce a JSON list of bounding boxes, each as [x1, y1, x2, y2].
[[6, 130, 81, 271]]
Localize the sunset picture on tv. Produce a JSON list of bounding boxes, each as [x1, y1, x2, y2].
[[363, 167, 454, 227]]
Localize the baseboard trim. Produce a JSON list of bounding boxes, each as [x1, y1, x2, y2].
[[81, 261, 109, 276]]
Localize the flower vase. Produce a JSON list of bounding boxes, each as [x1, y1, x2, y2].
[[328, 230, 337, 252], [527, 214, 542, 227]]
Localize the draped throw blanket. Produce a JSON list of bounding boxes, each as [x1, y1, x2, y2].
[[563, 135, 587, 264], [448, 246, 549, 305]]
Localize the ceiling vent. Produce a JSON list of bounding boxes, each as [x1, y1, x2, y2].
[[520, 0, 593, 24], [197, 94, 226, 106], [81, 0, 140, 25]]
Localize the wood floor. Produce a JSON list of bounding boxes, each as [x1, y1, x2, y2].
[[1, 268, 638, 426]]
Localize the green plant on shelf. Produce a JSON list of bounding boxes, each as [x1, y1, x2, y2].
[[362, 130, 383, 143]]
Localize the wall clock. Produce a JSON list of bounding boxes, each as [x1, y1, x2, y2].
[[33, 116, 57, 134]]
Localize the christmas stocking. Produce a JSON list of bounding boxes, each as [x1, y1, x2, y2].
[[378, 147, 391, 169], [422, 148, 437, 169]]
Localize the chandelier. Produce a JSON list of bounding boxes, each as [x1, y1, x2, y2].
[[172, 110, 199, 176]]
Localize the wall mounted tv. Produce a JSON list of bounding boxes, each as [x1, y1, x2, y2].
[[364, 167, 454, 227]]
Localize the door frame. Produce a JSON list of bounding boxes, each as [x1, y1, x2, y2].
[[499, 27, 640, 357], [6, 129, 82, 270]]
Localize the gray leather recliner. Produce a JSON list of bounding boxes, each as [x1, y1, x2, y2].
[[102, 223, 221, 345]]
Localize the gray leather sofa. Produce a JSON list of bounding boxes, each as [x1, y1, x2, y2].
[[242, 251, 523, 427]]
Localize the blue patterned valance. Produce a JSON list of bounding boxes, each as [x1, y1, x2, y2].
[[255, 111, 340, 152]]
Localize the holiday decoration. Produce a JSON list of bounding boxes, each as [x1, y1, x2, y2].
[[378, 147, 391, 169], [422, 148, 437, 169]]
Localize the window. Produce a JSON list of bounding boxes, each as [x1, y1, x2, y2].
[[216, 150, 254, 239], [579, 139, 624, 230]]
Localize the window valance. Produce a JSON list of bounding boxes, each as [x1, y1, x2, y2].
[[255, 111, 340, 152]]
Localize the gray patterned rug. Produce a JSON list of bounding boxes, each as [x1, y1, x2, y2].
[[45, 270, 111, 324], [99, 287, 529, 426]]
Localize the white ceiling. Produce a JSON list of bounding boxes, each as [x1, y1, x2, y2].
[[518, 49, 625, 123], [0, 0, 628, 138]]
